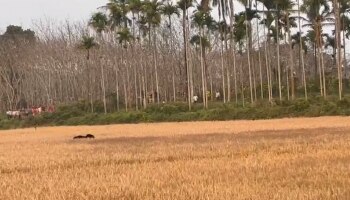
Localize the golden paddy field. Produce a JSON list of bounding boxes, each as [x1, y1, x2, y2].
[[1, 116, 350, 199]]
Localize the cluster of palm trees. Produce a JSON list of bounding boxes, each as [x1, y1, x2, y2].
[[78, 0, 349, 112]]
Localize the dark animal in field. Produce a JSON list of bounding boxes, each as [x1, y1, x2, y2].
[[85, 134, 95, 139], [73, 135, 85, 139], [73, 134, 95, 140]]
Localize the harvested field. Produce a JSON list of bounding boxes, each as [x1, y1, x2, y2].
[[1, 116, 350, 199]]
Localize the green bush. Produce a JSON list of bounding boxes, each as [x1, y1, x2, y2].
[[290, 99, 310, 112]]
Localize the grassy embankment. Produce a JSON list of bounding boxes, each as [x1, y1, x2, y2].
[[1, 95, 350, 130]]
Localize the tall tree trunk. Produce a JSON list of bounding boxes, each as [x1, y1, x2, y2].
[[240, 60, 245, 107], [226, 40, 231, 103], [287, 12, 295, 100], [252, 58, 257, 101], [286, 66, 290, 100], [134, 62, 138, 111], [229, 0, 238, 104], [153, 27, 160, 104], [199, 28, 207, 108], [316, 24, 324, 96], [169, 17, 176, 102], [115, 61, 120, 111], [256, 16, 263, 100], [263, 6, 272, 102], [276, 14, 282, 101], [335, 0, 343, 99], [321, 44, 326, 98], [343, 19, 348, 79], [245, 12, 254, 104], [220, 39, 226, 103], [101, 59, 107, 114], [298, 0, 308, 100], [123, 76, 128, 112], [183, 9, 191, 110]]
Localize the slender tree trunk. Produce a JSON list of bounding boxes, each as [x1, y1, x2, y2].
[[298, 0, 308, 100], [199, 28, 207, 108], [86, 52, 94, 113], [134, 62, 138, 111], [287, 12, 295, 100], [257, 21, 263, 100], [142, 63, 147, 109], [123, 76, 128, 112], [226, 51, 231, 103], [101, 60, 107, 114], [245, 12, 253, 104], [263, 6, 272, 102], [343, 19, 348, 80], [335, 0, 343, 99], [233, 49, 238, 104], [153, 27, 160, 104], [252, 58, 257, 101], [229, 0, 238, 104], [286, 67, 290, 100], [316, 24, 324, 96], [182, 9, 191, 110], [240, 61, 245, 107], [183, 9, 191, 110], [321, 44, 326, 98], [169, 18, 176, 102], [220, 39, 226, 103], [276, 14, 282, 101]]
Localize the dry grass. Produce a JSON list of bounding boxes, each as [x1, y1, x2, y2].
[[1, 116, 350, 199]]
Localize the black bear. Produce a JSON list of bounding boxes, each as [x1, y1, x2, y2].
[[73, 135, 85, 139], [85, 134, 95, 139], [73, 134, 95, 140]]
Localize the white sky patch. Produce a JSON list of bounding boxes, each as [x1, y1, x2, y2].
[[0, 0, 107, 32]]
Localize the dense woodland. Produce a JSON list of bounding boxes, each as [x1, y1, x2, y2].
[[0, 0, 349, 113]]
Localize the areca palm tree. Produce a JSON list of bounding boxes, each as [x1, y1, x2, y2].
[[260, 0, 296, 101], [297, 0, 308, 100], [324, 33, 336, 59], [339, 0, 350, 79], [334, 0, 343, 99], [107, 0, 131, 29], [301, 0, 333, 98], [79, 36, 98, 60], [162, 2, 180, 102], [200, 0, 230, 102], [178, 0, 194, 110], [217, 20, 230, 103], [117, 27, 134, 111], [259, 0, 275, 101], [116, 27, 134, 46], [78, 36, 98, 113], [89, 12, 108, 36], [227, 0, 238, 103], [276, 0, 296, 100], [233, 12, 248, 104], [128, 0, 143, 38], [235, 6, 259, 103], [162, 2, 180, 30], [192, 9, 212, 108], [143, 0, 162, 104]]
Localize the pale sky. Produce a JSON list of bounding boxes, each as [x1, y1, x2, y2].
[[0, 0, 107, 32]]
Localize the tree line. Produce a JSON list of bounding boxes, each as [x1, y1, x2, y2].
[[0, 0, 349, 113]]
